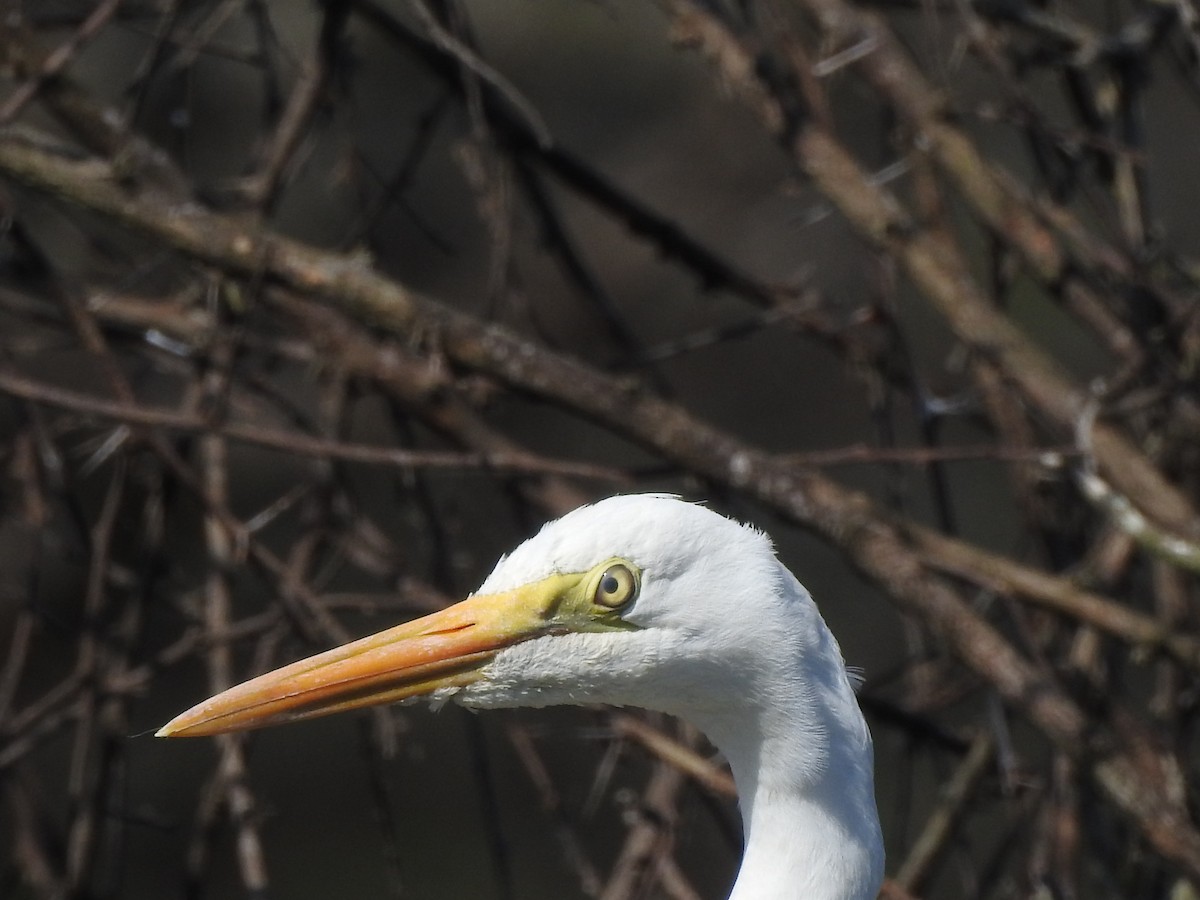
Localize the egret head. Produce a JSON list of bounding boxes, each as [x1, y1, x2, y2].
[[157, 494, 882, 900], [454, 494, 798, 721], [156, 495, 843, 745]]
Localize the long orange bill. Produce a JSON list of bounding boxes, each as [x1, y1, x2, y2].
[[156, 578, 567, 738]]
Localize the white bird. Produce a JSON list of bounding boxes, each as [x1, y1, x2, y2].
[[159, 494, 884, 900]]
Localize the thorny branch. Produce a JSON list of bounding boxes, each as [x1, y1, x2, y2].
[[2, 2, 1200, 899]]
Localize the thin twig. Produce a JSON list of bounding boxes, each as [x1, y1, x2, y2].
[[0, 0, 125, 122], [0, 369, 629, 482], [895, 732, 994, 892]]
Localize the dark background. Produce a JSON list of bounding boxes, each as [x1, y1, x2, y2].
[[3, 1, 1200, 898]]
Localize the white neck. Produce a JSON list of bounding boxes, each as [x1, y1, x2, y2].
[[471, 557, 885, 899], [689, 577, 884, 900], [722, 725, 882, 900]]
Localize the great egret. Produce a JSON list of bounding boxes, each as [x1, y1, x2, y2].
[[159, 494, 884, 899]]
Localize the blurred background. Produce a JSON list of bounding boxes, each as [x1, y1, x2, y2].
[[2, 1, 1200, 898]]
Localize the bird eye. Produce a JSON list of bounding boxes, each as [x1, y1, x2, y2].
[[593, 563, 637, 609]]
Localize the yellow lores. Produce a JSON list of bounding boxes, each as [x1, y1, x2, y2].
[[157, 559, 640, 738]]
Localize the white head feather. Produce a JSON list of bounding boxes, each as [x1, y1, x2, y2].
[[461, 495, 883, 900]]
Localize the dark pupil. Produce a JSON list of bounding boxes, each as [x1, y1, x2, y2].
[[601, 574, 620, 595]]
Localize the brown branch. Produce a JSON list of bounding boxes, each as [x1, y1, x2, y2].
[[664, 0, 1199, 540], [267, 291, 599, 515], [787, 0, 1147, 361], [908, 523, 1200, 671], [236, 2, 349, 210], [0, 0, 125, 123], [7, 777, 65, 894], [195, 342, 270, 895], [3, 131, 1200, 879], [64, 459, 126, 894], [600, 745, 690, 900], [894, 732, 994, 893], [782, 443, 1080, 468], [0, 18, 190, 195], [59, 284, 598, 513], [506, 723, 605, 896], [348, 0, 800, 312], [0, 368, 628, 483], [610, 715, 736, 798]]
